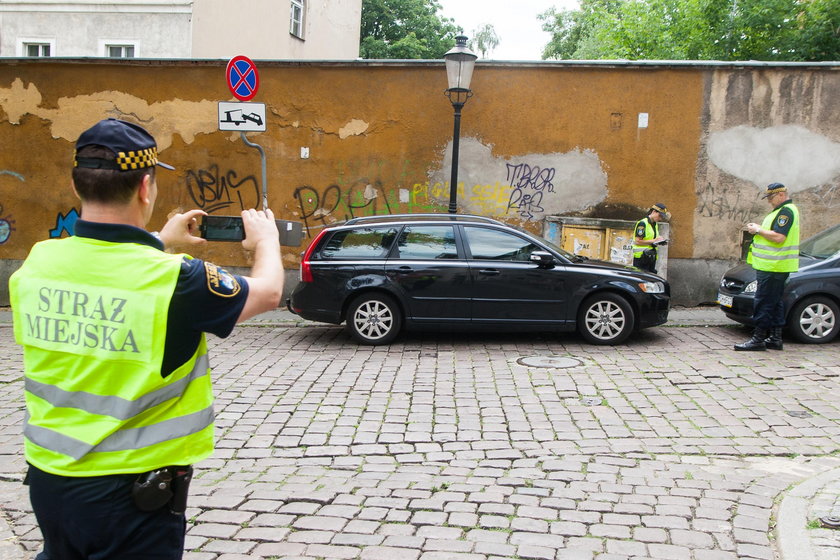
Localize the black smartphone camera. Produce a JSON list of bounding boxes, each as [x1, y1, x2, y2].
[[199, 215, 245, 241], [199, 215, 304, 247]]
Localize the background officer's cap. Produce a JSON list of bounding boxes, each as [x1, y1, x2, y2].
[[74, 118, 174, 172], [650, 202, 671, 220], [762, 182, 787, 199]]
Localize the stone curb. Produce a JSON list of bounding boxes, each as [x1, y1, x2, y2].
[[776, 466, 840, 560]]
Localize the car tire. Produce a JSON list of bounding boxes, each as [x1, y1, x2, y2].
[[577, 293, 635, 345], [788, 296, 839, 344], [345, 293, 402, 345]]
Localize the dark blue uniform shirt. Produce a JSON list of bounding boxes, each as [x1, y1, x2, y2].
[[73, 220, 249, 377]]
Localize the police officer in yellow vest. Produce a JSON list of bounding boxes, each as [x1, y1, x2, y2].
[[632, 203, 669, 274], [734, 183, 800, 351], [9, 118, 283, 559]]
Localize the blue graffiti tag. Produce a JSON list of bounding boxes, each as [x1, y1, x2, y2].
[[50, 208, 80, 238]]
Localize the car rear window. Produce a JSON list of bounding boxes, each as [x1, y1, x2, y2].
[[320, 226, 400, 259]]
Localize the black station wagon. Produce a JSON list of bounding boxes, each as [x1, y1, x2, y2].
[[288, 214, 671, 345]]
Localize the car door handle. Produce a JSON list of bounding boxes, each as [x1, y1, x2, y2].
[[478, 269, 500, 275], [394, 266, 412, 274]]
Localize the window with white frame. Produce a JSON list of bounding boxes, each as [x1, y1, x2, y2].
[[290, 0, 305, 39], [21, 41, 53, 57], [105, 44, 136, 58]]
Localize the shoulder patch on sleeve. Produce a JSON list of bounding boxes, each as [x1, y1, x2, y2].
[[205, 262, 242, 298], [777, 214, 789, 227]]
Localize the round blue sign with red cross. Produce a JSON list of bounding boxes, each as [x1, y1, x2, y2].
[[226, 55, 260, 101]]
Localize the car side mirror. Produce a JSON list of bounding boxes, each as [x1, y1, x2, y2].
[[530, 251, 555, 267]]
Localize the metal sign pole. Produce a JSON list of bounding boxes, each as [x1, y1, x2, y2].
[[240, 132, 268, 210]]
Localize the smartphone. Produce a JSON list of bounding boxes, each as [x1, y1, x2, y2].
[[199, 215, 245, 241], [199, 215, 305, 247]]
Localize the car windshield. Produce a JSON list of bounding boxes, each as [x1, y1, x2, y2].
[[800, 223, 840, 259]]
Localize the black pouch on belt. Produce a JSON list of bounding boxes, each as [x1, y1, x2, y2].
[[168, 465, 194, 514], [133, 466, 193, 513], [132, 468, 174, 511]]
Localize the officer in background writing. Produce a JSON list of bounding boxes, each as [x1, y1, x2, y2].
[[9, 118, 283, 559], [734, 182, 800, 351], [632, 202, 670, 274]]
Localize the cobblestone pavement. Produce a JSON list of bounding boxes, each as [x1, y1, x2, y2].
[[0, 317, 838, 560]]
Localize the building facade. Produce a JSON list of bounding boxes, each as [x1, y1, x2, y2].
[[0, 0, 362, 59]]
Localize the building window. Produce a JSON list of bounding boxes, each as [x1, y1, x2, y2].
[[106, 44, 136, 58], [290, 0, 305, 39], [22, 43, 51, 57]]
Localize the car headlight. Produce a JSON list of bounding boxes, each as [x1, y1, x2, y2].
[[744, 280, 757, 293], [638, 281, 665, 293]]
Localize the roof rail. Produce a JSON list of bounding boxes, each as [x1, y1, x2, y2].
[[344, 213, 503, 226]]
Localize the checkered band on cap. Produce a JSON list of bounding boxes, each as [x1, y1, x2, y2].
[[116, 147, 160, 171]]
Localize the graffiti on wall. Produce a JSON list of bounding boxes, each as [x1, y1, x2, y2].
[[186, 164, 260, 213], [697, 182, 756, 222], [505, 163, 556, 220], [428, 138, 608, 221], [294, 181, 411, 232], [0, 204, 14, 244], [50, 208, 79, 238]]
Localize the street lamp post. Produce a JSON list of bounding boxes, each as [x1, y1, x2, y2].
[[443, 35, 477, 214]]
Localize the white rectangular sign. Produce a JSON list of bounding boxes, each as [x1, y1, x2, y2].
[[218, 102, 266, 132]]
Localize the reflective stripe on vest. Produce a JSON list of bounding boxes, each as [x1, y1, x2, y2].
[[748, 203, 800, 273], [24, 353, 209, 421], [632, 218, 656, 257], [25, 405, 214, 461]]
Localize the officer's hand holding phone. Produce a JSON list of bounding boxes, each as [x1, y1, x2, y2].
[[241, 208, 280, 252], [158, 209, 208, 250]]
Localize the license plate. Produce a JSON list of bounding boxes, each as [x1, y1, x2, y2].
[[717, 293, 733, 308]]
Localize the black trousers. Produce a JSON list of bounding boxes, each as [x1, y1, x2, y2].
[[633, 252, 657, 274], [28, 465, 186, 560], [753, 269, 789, 330]]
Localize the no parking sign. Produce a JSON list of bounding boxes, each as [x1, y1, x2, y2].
[[226, 55, 259, 101]]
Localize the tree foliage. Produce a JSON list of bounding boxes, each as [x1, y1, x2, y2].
[[360, 0, 462, 59], [540, 0, 840, 61], [470, 24, 501, 59]]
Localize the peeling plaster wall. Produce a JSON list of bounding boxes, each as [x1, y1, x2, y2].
[[695, 69, 840, 260], [1, 60, 838, 306]]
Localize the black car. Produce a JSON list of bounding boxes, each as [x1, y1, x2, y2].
[[717, 223, 840, 343], [288, 214, 670, 345]]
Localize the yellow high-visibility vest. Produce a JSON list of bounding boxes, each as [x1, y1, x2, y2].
[[632, 218, 657, 258], [747, 203, 800, 273], [9, 236, 214, 476]]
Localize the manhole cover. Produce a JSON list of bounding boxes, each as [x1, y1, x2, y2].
[[820, 516, 840, 529], [581, 397, 603, 406], [517, 356, 582, 368], [786, 410, 812, 418]]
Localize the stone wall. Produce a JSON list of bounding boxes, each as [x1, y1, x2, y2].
[[1, 59, 838, 306]]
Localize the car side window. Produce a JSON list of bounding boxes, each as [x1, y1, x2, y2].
[[464, 226, 539, 261], [320, 226, 400, 259], [395, 226, 458, 260]]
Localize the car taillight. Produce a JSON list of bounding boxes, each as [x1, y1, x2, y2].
[[300, 230, 328, 283]]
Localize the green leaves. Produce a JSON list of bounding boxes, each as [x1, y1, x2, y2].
[[359, 0, 462, 59], [540, 0, 840, 61]]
